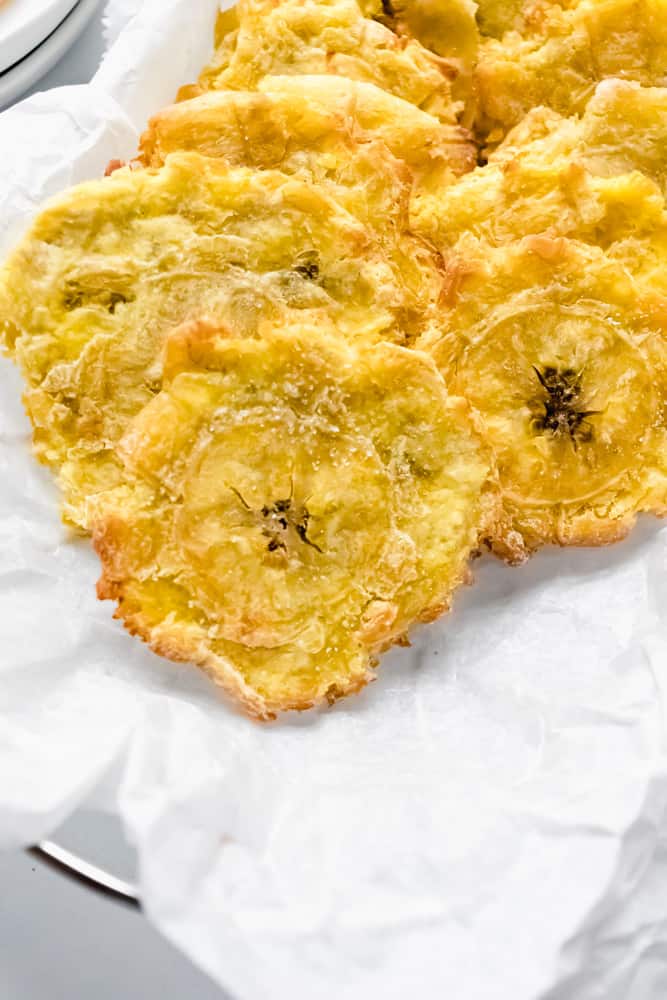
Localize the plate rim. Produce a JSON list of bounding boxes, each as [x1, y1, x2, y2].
[[0, 0, 80, 74], [0, 0, 100, 111]]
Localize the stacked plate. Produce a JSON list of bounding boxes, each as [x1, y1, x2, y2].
[[0, 0, 99, 110]]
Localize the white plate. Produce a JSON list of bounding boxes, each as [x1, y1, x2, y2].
[[0, 0, 79, 73], [0, 0, 99, 109]]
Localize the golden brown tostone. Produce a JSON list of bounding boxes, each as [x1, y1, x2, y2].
[[92, 320, 496, 718]]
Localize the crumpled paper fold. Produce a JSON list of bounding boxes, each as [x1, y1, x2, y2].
[[1, 2, 667, 997]]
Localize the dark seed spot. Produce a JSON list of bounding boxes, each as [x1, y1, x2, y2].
[[294, 261, 320, 281], [295, 511, 323, 553], [108, 292, 128, 314], [258, 497, 323, 553], [529, 366, 600, 448]]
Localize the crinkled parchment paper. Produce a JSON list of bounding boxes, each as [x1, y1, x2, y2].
[[2, 3, 667, 997]]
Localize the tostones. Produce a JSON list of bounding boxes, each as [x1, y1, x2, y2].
[[0, 152, 445, 529], [138, 74, 475, 234], [92, 320, 497, 719], [424, 80, 667, 252], [476, 0, 667, 143], [188, 0, 467, 124], [419, 236, 667, 560]]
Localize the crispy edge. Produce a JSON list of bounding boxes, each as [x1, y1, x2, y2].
[[490, 507, 653, 566], [94, 518, 473, 720], [94, 518, 449, 721]]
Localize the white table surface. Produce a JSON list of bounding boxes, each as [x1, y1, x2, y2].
[[0, 12, 228, 999]]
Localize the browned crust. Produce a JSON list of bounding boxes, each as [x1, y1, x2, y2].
[[104, 159, 126, 177], [161, 316, 236, 379]]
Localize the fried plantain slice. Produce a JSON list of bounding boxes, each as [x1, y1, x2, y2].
[[189, 0, 465, 124], [424, 80, 667, 251], [0, 152, 445, 529], [138, 75, 475, 234], [420, 236, 667, 560], [476, 0, 667, 143], [91, 320, 497, 719]]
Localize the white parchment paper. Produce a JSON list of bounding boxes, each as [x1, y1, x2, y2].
[[2, 3, 667, 997]]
